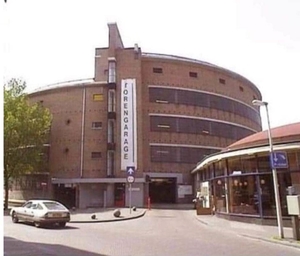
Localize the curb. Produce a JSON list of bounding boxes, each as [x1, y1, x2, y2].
[[195, 215, 300, 250], [70, 210, 147, 223], [239, 234, 300, 250]]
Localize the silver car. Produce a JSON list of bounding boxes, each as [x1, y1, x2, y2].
[[10, 199, 71, 228]]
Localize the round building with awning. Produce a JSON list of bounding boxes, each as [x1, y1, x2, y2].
[[191, 122, 300, 224]]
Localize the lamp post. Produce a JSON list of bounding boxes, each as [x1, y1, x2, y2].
[[252, 100, 284, 238]]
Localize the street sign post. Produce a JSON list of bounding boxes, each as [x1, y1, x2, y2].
[[126, 166, 135, 214]]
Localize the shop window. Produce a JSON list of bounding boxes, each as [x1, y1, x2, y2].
[[257, 155, 272, 173], [214, 161, 225, 177], [214, 179, 227, 213], [228, 156, 257, 175], [228, 176, 259, 215]]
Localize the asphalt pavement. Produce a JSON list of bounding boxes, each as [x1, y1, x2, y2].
[[4, 204, 300, 250], [68, 206, 300, 250]]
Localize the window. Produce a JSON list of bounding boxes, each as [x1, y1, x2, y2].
[[157, 124, 170, 128], [219, 78, 226, 84], [153, 67, 163, 74], [93, 94, 104, 101], [91, 152, 102, 159], [107, 151, 115, 176], [108, 90, 116, 112], [189, 72, 198, 78], [92, 122, 102, 129], [239, 86, 244, 92], [108, 120, 114, 143], [108, 61, 116, 83]]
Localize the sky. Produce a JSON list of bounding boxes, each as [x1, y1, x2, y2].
[[2, 0, 300, 130]]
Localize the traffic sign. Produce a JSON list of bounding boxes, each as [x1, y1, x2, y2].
[[126, 166, 135, 176], [270, 151, 288, 169], [127, 176, 135, 183]]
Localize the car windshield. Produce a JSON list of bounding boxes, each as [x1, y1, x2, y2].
[[43, 202, 67, 210]]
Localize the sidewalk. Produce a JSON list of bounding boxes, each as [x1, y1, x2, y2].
[[195, 214, 300, 249], [69, 207, 146, 223]]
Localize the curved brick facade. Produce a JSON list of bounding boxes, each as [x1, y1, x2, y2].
[[26, 23, 262, 208]]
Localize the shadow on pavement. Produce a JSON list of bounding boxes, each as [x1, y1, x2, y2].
[[4, 236, 108, 256]]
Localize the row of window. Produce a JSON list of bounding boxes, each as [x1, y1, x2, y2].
[[153, 67, 235, 87], [149, 87, 261, 124], [151, 146, 219, 164], [150, 116, 254, 140], [153, 67, 224, 82], [200, 151, 300, 180]]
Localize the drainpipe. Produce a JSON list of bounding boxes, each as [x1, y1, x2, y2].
[[80, 88, 86, 178]]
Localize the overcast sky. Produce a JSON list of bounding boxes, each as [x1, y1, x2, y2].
[[2, 0, 300, 130]]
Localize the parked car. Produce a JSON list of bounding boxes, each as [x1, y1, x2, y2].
[[10, 199, 70, 228]]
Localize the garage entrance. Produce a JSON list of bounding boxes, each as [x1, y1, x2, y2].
[[149, 178, 176, 203], [53, 184, 76, 209]]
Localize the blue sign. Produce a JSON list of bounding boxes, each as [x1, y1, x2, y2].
[[270, 151, 288, 169], [126, 166, 135, 176]]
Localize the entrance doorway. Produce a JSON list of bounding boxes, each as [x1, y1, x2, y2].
[[53, 184, 76, 209], [114, 183, 125, 207], [149, 178, 176, 203]]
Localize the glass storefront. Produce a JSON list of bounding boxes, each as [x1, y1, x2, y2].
[[198, 150, 299, 218], [228, 175, 259, 215]]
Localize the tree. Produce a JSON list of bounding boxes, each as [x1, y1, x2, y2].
[[4, 78, 52, 209]]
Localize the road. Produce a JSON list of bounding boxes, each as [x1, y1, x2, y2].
[[4, 209, 300, 256]]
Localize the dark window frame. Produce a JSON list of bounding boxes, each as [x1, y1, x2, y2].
[[91, 152, 102, 159], [189, 72, 198, 78], [92, 122, 102, 129], [219, 78, 226, 84], [153, 67, 163, 74]]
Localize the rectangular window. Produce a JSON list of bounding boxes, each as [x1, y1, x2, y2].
[[239, 86, 244, 92], [92, 122, 102, 129], [189, 72, 198, 78], [108, 90, 116, 112], [93, 94, 104, 101], [219, 78, 226, 84], [157, 124, 170, 128], [153, 67, 163, 74], [107, 151, 115, 176], [91, 152, 102, 159], [155, 99, 169, 104], [108, 61, 116, 83]]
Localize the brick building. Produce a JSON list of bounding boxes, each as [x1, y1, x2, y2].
[[26, 23, 262, 208]]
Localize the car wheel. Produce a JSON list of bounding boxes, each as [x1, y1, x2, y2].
[[34, 222, 41, 228], [58, 222, 66, 228], [11, 212, 19, 223]]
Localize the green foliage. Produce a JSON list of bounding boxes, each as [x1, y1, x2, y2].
[[4, 78, 52, 200]]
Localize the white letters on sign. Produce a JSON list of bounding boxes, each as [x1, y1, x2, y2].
[[121, 79, 137, 170]]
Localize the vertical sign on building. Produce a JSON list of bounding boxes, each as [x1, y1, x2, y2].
[[121, 79, 137, 170]]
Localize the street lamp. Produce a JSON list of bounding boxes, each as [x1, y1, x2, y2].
[[252, 100, 284, 238]]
